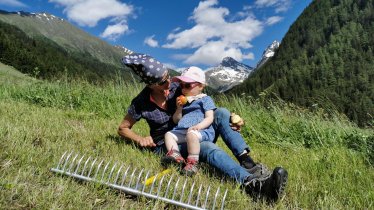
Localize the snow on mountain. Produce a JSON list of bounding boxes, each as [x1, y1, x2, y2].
[[114, 45, 134, 55], [205, 40, 279, 93], [205, 57, 253, 93], [256, 40, 280, 69], [3, 10, 65, 21]]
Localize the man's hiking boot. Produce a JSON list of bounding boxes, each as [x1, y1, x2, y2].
[[243, 166, 272, 194], [181, 157, 199, 176], [262, 167, 288, 202], [244, 166, 288, 202], [246, 163, 272, 178], [161, 149, 185, 168]]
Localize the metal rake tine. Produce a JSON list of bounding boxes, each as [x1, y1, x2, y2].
[[128, 167, 137, 188], [149, 173, 158, 194], [81, 156, 91, 176], [107, 162, 117, 183], [135, 168, 144, 190], [203, 185, 211, 209], [74, 155, 85, 174], [87, 158, 97, 178], [212, 186, 220, 210], [120, 165, 131, 186], [156, 174, 167, 197], [220, 189, 228, 210], [94, 159, 104, 179], [52, 151, 234, 210], [195, 184, 203, 207], [56, 151, 68, 169], [179, 178, 188, 202], [171, 177, 181, 201], [187, 181, 196, 205], [114, 165, 124, 184], [62, 151, 73, 171], [164, 174, 175, 198], [100, 161, 111, 182], [68, 154, 79, 173], [142, 170, 151, 193]]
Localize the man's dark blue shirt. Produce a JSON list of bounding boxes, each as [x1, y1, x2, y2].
[[127, 82, 181, 145]]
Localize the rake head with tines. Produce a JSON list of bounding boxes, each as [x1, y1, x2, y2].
[[50, 151, 228, 210]]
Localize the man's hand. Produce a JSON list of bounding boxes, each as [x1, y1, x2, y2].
[[230, 113, 244, 131], [138, 136, 156, 147]]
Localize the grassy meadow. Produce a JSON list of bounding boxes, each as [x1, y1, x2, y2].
[[0, 63, 373, 209]]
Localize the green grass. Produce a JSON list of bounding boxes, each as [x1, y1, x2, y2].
[[0, 62, 36, 83], [0, 68, 373, 209]]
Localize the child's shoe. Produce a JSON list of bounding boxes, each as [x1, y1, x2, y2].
[[161, 149, 185, 168], [182, 157, 199, 176]]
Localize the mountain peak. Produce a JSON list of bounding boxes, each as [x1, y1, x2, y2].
[[221, 57, 240, 67], [205, 57, 254, 92], [256, 40, 280, 69], [265, 40, 280, 57], [221, 57, 237, 65], [220, 57, 253, 72]]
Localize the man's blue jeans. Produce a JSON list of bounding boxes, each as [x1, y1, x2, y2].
[[155, 141, 251, 184], [154, 108, 252, 184], [213, 108, 250, 156]]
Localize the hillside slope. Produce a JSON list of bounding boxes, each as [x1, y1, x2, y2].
[[0, 10, 130, 68], [230, 0, 374, 127], [0, 20, 133, 82]]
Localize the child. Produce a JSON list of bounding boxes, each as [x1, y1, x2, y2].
[[162, 66, 216, 176]]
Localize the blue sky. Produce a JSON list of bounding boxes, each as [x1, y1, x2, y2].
[[0, 0, 312, 70]]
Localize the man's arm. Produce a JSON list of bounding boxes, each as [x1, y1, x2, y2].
[[118, 114, 156, 147]]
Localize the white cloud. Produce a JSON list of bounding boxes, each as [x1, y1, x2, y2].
[[0, 0, 27, 7], [184, 41, 254, 65], [49, 0, 133, 40], [144, 35, 159, 47], [255, 0, 292, 13], [162, 63, 179, 71], [100, 21, 129, 40], [265, 16, 283, 25], [163, 0, 263, 66]]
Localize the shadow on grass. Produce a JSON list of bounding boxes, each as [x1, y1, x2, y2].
[[106, 134, 157, 153]]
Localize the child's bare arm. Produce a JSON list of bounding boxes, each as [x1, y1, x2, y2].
[[173, 106, 183, 123], [188, 110, 214, 131]]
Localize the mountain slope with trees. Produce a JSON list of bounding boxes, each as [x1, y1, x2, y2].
[[0, 20, 132, 82], [230, 0, 374, 127], [0, 10, 129, 68]]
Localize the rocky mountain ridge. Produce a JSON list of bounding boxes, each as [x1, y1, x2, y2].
[[205, 41, 279, 92], [205, 57, 253, 93], [256, 40, 280, 69]]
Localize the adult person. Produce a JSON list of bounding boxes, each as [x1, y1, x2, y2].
[[117, 53, 288, 201]]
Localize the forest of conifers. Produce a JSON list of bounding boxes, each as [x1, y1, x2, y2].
[[0, 20, 130, 83], [231, 0, 374, 127]]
